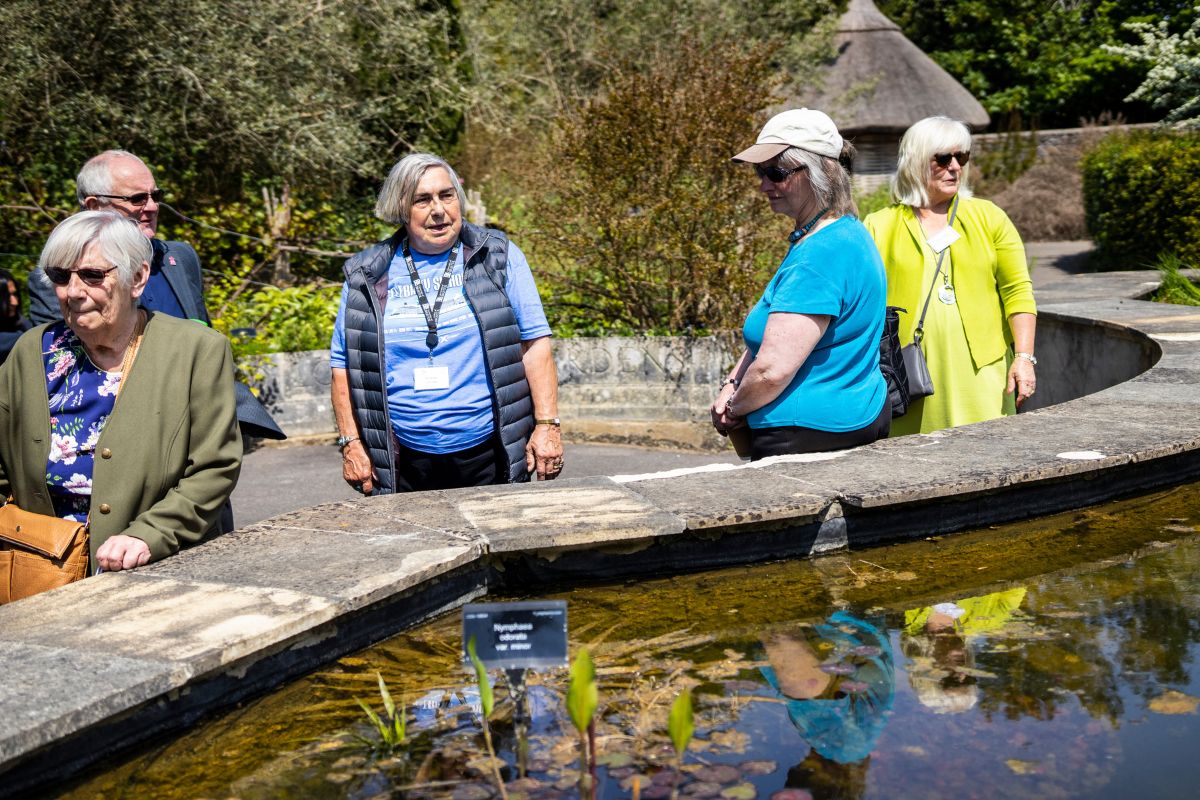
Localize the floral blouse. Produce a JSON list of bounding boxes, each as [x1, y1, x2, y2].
[[43, 324, 124, 521]]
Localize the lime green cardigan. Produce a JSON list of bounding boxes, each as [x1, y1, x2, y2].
[[0, 312, 242, 565], [864, 197, 1036, 369]]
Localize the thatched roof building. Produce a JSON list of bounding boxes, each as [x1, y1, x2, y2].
[[793, 0, 990, 188]]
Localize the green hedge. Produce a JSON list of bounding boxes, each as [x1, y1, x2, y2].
[[1082, 130, 1200, 267]]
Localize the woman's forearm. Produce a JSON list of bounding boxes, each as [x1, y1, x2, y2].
[[726, 313, 829, 417]]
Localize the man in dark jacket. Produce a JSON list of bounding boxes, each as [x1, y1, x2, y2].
[[27, 150, 283, 440]]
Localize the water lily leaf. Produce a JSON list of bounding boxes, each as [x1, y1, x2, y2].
[[567, 648, 599, 734], [1148, 690, 1200, 715], [694, 764, 741, 784], [720, 782, 757, 799], [708, 728, 750, 753], [738, 760, 777, 775], [1005, 759, 1042, 775], [669, 689, 694, 757], [685, 782, 724, 797], [598, 752, 635, 767]]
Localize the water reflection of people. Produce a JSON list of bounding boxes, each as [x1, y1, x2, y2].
[[761, 611, 895, 799], [902, 588, 1026, 714]]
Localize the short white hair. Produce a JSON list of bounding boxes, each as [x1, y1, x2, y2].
[[891, 116, 974, 208], [374, 153, 467, 226], [36, 211, 151, 289], [75, 150, 152, 208]]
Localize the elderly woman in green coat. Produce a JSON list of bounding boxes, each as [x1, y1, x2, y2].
[[0, 211, 241, 577]]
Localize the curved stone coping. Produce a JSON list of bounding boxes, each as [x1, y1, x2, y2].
[[4, 271, 1200, 793]]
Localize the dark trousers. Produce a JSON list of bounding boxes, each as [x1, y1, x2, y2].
[[749, 401, 891, 461], [393, 434, 505, 492]]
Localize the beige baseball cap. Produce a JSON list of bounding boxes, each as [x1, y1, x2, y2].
[[732, 108, 844, 163]]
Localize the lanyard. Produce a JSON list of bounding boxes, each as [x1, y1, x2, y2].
[[401, 239, 460, 360]]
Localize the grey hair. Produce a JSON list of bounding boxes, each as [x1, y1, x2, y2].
[[776, 140, 858, 218], [891, 116, 974, 207], [36, 211, 151, 289], [374, 153, 467, 225], [75, 150, 151, 207]]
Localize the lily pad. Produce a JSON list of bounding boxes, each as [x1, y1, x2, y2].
[[1148, 690, 1200, 715], [739, 760, 777, 776], [720, 782, 757, 799], [684, 781, 724, 797], [1006, 759, 1042, 775], [770, 791, 814, 800], [598, 752, 635, 768], [694, 764, 742, 784]]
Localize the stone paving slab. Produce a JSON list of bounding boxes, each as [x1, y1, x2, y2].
[[456, 477, 686, 552], [0, 642, 179, 764], [137, 523, 484, 606], [620, 465, 828, 530], [0, 576, 335, 677]]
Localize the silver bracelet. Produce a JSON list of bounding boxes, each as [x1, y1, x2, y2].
[[721, 377, 739, 389], [1014, 351, 1038, 365]]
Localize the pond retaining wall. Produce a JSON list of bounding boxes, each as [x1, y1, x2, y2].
[[3, 270, 1200, 795]]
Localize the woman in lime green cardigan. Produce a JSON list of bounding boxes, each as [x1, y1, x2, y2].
[[864, 117, 1037, 436]]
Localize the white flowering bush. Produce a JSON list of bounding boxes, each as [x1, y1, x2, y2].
[[1106, 8, 1200, 128]]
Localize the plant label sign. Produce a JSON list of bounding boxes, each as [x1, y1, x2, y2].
[[462, 600, 568, 670]]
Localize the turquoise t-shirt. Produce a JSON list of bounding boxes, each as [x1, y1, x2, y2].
[[743, 215, 887, 432]]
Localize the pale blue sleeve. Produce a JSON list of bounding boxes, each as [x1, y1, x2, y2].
[[329, 282, 350, 369], [503, 241, 552, 340]]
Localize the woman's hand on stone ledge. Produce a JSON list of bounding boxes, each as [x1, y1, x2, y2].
[[95, 534, 150, 572]]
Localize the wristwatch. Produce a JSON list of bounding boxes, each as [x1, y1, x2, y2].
[[335, 434, 360, 450], [1014, 352, 1038, 365], [535, 418, 561, 427]]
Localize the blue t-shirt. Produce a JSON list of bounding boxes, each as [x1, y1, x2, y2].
[[330, 239, 551, 454], [743, 216, 887, 432]]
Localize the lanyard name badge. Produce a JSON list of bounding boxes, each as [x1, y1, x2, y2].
[[405, 239, 459, 391], [926, 219, 961, 305]]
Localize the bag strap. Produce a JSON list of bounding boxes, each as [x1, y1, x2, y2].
[[912, 195, 959, 346]]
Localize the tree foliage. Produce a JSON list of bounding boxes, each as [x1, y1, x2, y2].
[[1106, 5, 1200, 128], [876, 0, 1198, 127], [527, 38, 788, 334], [0, 0, 470, 199]]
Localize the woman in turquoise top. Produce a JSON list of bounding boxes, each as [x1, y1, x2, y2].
[[865, 116, 1037, 435], [712, 109, 889, 459]]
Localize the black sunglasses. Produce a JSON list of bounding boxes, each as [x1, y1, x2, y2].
[[44, 266, 119, 287], [933, 151, 970, 168], [93, 189, 165, 207], [754, 163, 805, 183]]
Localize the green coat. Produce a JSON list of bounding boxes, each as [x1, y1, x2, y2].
[[0, 312, 242, 565]]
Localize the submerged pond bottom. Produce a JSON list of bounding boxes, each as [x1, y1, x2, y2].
[[62, 484, 1200, 800]]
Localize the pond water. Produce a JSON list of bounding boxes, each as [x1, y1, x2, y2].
[[62, 484, 1200, 800]]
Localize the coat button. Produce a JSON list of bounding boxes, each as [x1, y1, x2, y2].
[[100, 448, 113, 459], [98, 503, 111, 514]]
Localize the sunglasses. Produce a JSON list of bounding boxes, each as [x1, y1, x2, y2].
[[933, 151, 970, 168], [754, 163, 805, 183], [93, 189, 165, 207], [44, 265, 119, 287]]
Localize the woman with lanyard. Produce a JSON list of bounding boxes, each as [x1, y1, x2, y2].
[[711, 109, 890, 460], [865, 116, 1037, 435], [330, 153, 562, 494]]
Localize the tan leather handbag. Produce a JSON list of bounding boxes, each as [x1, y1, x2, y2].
[[0, 500, 89, 603]]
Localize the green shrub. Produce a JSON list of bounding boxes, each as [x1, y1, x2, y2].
[[1082, 130, 1200, 267], [210, 279, 341, 360]]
